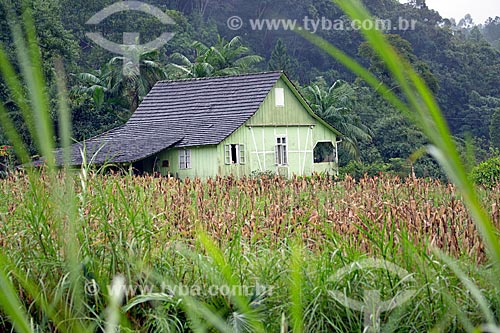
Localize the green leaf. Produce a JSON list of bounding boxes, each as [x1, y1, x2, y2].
[[93, 87, 105, 107], [0, 255, 34, 333]]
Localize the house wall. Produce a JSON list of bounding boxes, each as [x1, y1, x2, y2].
[[145, 78, 338, 179], [219, 78, 338, 178], [143, 145, 219, 179]]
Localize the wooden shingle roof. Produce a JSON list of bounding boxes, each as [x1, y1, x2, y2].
[[58, 71, 283, 165]]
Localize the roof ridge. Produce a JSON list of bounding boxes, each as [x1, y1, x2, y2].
[[157, 71, 283, 84]]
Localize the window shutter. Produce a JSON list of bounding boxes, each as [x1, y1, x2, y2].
[[186, 150, 191, 169], [275, 145, 279, 165], [239, 144, 246, 164], [224, 145, 231, 165]]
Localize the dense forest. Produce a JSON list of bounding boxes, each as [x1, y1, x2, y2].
[[1, 0, 499, 179]]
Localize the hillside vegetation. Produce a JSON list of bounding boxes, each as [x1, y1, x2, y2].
[[1, 0, 499, 175]]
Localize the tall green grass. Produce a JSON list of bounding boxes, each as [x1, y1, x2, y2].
[[0, 0, 499, 332]]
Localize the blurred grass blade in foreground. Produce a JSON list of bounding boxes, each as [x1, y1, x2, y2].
[[297, 0, 500, 269]]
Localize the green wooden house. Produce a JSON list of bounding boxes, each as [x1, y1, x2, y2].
[[60, 72, 342, 178]]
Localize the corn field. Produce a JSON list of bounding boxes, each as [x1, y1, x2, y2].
[[1, 173, 498, 262]]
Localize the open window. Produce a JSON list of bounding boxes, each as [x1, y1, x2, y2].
[[275, 137, 288, 166], [225, 144, 246, 165], [313, 142, 335, 163]]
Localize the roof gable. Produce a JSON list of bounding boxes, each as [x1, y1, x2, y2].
[[279, 74, 343, 136], [246, 78, 319, 126]]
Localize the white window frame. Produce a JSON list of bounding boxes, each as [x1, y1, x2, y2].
[[224, 144, 246, 165], [275, 88, 285, 107], [275, 136, 288, 166], [179, 149, 191, 169]]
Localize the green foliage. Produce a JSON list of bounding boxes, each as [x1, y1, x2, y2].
[[268, 39, 295, 75], [304, 79, 372, 161], [340, 156, 445, 181], [493, 39, 500, 51], [359, 34, 439, 93], [470, 156, 500, 188], [339, 160, 391, 179], [482, 16, 500, 44], [371, 114, 426, 160], [169, 35, 263, 78], [71, 49, 167, 120], [490, 108, 500, 148], [2, 1, 500, 332], [107, 50, 168, 114], [462, 92, 500, 141], [2, 0, 499, 161], [0, 0, 79, 155], [66, 92, 122, 143]]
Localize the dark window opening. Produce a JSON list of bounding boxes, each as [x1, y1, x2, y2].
[[230, 144, 238, 164], [314, 142, 335, 163], [224, 144, 245, 165], [162, 160, 169, 168]]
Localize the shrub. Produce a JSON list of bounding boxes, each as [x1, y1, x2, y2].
[[339, 160, 392, 180], [250, 170, 276, 179], [471, 156, 500, 187], [0, 145, 14, 178]]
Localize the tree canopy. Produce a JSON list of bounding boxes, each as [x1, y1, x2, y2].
[[1, 0, 499, 178]]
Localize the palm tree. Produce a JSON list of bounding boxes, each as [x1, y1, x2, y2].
[[206, 36, 264, 75], [71, 69, 111, 107], [73, 50, 167, 116], [107, 50, 167, 113], [168, 52, 215, 78], [71, 66, 130, 120], [168, 35, 263, 78], [305, 80, 372, 160]]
